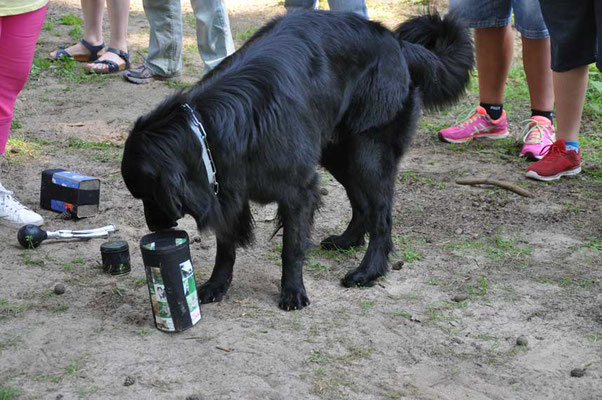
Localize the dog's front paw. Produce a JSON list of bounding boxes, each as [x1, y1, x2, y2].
[[198, 279, 231, 304], [278, 286, 311, 311], [341, 268, 379, 288], [320, 234, 365, 251]]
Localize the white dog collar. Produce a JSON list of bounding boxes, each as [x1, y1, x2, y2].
[[182, 103, 219, 195]]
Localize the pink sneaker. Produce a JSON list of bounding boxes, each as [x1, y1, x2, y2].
[[438, 106, 509, 143], [519, 116, 555, 160]]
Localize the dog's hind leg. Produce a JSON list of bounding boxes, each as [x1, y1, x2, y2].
[[340, 139, 396, 288], [320, 145, 367, 251], [277, 174, 320, 311]]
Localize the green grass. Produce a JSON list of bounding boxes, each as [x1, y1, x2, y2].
[[64, 137, 121, 162], [78, 387, 98, 398], [164, 80, 195, 90], [30, 55, 52, 77], [235, 28, 258, 42], [359, 300, 375, 315], [0, 299, 30, 319], [58, 14, 81, 26], [403, 250, 423, 262], [0, 386, 21, 400], [306, 261, 331, 276], [308, 350, 329, 365], [66, 137, 119, 149], [10, 118, 22, 130], [50, 305, 69, 313], [0, 334, 22, 352], [4, 134, 43, 162], [393, 235, 425, 263], [62, 257, 86, 272], [42, 18, 55, 32], [585, 65, 602, 119], [443, 235, 532, 264], [68, 24, 83, 40], [467, 276, 489, 297], [581, 237, 602, 251], [20, 250, 44, 267]]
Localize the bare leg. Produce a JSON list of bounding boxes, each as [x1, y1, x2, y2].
[[475, 25, 513, 104], [553, 66, 589, 142], [82, 0, 105, 45], [86, 0, 130, 72], [522, 37, 554, 111], [50, 0, 105, 58], [106, 0, 129, 51]]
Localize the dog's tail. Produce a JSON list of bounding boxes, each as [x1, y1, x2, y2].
[[394, 13, 473, 110]]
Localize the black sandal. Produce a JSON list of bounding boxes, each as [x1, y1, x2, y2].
[[52, 39, 105, 62], [85, 47, 130, 74]]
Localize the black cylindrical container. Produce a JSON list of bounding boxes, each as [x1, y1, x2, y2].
[[100, 240, 131, 276], [140, 230, 201, 332]]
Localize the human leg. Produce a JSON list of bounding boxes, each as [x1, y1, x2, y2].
[[284, 0, 318, 14], [328, 0, 368, 18], [85, 0, 131, 73], [511, 0, 555, 158], [141, 0, 183, 76], [50, 0, 105, 60], [440, 0, 512, 142], [0, 7, 47, 227], [526, 0, 597, 180], [191, 0, 235, 72]]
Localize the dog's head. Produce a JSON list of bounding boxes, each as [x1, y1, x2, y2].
[[121, 99, 217, 232]]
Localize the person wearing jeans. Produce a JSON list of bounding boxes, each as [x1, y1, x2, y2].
[[124, 0, 234, 83], [526, 0, 601, 181], [284, 0, 368, 18], [439, 0, 555, 162], [0, 1, 47, 227]]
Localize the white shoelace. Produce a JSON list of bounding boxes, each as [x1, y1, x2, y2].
[[518, 118, 551, 144]]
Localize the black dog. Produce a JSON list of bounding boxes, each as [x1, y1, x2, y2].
[[122, 11, 473, 310]]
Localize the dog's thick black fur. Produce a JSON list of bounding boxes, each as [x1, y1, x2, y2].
[[122, 11, 473, 310]]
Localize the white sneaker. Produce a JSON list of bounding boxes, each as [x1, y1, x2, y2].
[[0, 183, 44, 228]]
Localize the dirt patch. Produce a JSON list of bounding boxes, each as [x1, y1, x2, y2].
[[1, 1, 601, 399]]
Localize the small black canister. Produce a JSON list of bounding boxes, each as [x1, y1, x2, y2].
[[100, 240, 131, 276], [140, 230, 201, 333]]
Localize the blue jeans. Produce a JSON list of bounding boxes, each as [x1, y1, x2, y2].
[[449, 0, 548, 39], [284, 0, 368, 18], [142, 0, 235, 76]]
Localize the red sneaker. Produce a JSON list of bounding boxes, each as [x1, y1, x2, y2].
[[526, 139, 581, 181]]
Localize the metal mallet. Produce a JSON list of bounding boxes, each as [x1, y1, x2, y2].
[[17, 224, 117, 248]]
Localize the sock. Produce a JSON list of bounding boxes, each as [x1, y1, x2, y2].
[[480, 103, 503, 120], [565, 141, 579, 152], [531, 109, 554, 124]]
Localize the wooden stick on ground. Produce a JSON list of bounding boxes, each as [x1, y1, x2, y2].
[[455, 178, 534, 198]]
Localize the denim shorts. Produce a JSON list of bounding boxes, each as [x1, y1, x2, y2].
[[449, 0, 549, 39], [539, 0, 601, 72]]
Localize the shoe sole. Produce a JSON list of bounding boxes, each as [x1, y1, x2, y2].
[[123, 71, 182, 85], [525, 166, 582, 181], [438, 131, 509, 144], [0, 217, 44, 229]]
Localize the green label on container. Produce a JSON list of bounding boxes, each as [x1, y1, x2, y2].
[[149, 267, 174, 331], [181, 260, 201, 324]]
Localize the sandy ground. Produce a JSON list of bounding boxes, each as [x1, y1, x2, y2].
[[1, 1, 601, 399]]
